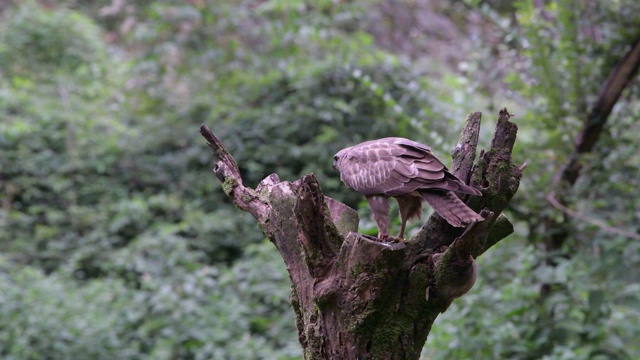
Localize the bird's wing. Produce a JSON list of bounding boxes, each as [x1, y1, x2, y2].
[[337, 138, 447, 196], [393, 138, 481, 196]]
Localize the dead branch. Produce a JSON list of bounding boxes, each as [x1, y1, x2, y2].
[[200, 108, 522, 359]]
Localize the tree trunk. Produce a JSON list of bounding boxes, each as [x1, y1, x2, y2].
[[200, 109, 522, 359]]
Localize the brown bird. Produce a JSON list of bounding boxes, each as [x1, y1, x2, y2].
[[333, 137, 483, 239]]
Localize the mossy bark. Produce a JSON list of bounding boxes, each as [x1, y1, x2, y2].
[[200, 108, 523, 359]]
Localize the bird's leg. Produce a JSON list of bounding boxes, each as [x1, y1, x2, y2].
[[365, 195, 390, 239], [396, 195, 423, 240], [398, 219, 408, 240]]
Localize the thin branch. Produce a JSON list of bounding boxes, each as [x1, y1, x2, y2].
[[554, 36, 640, 187], [546, 192, 640, 241], [199, 124, 268, 222], [199, 124, 242, 183], [542, 35, 640, 266]]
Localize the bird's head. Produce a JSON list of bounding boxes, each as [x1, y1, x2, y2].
[[332, 149, 346, 171]]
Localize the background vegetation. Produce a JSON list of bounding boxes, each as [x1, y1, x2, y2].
[[1, 0, 639, 359]]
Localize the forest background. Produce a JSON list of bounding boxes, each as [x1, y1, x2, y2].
[[1, 0, 639, 359]]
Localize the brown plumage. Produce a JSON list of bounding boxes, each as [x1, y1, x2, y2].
[[333, 137, 483, 239]]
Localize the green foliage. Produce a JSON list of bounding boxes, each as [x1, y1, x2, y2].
[[423, 0, 640, 359], [424, 239, 640, 359], [0, 241, 298, 359], [0, 1, 446, 357], [0, 261, 142, 359], [0, 2, 107, 80]]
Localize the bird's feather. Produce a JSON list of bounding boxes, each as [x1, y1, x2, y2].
[[334, 137, 483, 231]]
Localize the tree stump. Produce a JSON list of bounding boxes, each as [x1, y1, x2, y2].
[[200, 109, 523, 359]]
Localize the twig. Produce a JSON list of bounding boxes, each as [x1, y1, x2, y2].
[[543, 35, 640, 260], [546, 192, 640, 241]]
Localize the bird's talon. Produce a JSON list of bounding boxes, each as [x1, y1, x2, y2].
[[386, 236, 405, 243]]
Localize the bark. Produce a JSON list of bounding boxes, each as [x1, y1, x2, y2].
[[200, 109, 522, 359]]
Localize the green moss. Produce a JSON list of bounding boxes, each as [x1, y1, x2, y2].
[[346, 270, 416, 356], [303, 304, 325, 360], [433, 250, 456, 286], [350, 261, 365, 279], [408, 264, 428, 289], [329, 206, 358, 239], [484, 214, 514, 248], [221, 177, 239, 196], [351, 310, 414, 358], [348, 305, 376, 333], [240, 188, 257, 204], [369, 317, 407, 356]]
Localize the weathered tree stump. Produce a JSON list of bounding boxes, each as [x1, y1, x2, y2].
[[200, 109, 523, 359]]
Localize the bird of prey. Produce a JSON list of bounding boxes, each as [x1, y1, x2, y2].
[[333, 137, 483, 239]]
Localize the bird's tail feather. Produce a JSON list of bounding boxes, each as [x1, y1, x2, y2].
[[420, 190, 484, 227]]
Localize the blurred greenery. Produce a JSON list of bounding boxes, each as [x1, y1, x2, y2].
[[0, 0, 639, 359]]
